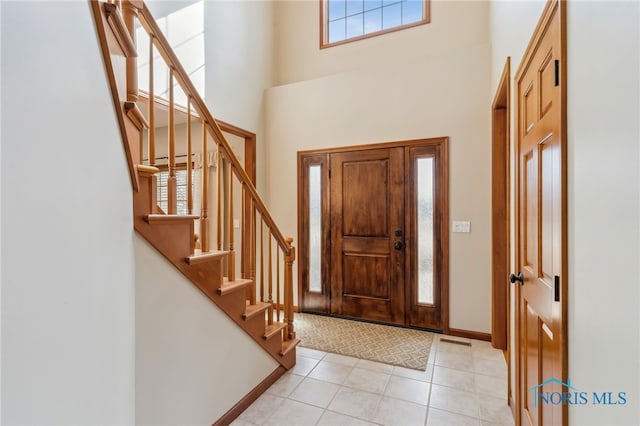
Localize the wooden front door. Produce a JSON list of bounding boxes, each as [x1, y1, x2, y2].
[[298, 138, 449, 331], [330, 147, 406, 325], [514, 1, 566, 424]]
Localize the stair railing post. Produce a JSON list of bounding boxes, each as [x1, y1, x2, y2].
[[284, 237, 296, 340], [227, 165, 236, 281], [148, 35, 155, 166], [121, 0, 138, 102], [167, 69, 177, 214], [200, 120, 209, 252], [249, 203, 256, 305], [187, 97, 193, 216]]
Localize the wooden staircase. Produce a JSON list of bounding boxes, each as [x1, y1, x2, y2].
[[91, 0, 298, 369]]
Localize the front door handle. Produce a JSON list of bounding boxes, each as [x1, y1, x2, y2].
[[394, 241, 404, 250], [510, 272, 524, 286]]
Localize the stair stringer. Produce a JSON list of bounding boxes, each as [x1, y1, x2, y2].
[[92, 0, 298, 370], [134, 171, 296, 369]]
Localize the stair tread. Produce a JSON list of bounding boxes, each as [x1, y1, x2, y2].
[[280, 338, 300, 357], [217, 278, 252, 296], [243, 302, 271, 320], [137, 164, 160, 175], [186, 250, 228, 265], [263, 322, 287, 340], [145, 214, 199, 224]]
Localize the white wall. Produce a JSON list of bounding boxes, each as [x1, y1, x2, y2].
[[135, 235, 278, 425], [567, 2, 639, 424], [490, 1, 640, 424], [147, 0, 275, 196], [1, 2, 135, 424], [203, 0, 275, 199], [267, 1, 494, 333]]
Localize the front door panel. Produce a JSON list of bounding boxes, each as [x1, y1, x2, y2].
[[330, 148, 405, 325]]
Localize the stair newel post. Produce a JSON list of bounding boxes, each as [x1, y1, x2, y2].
[[148, 35, 155, 166], [268, 229, 274, 325], [186, 98, 193, 216], [260, 217, 264, 303], [121, 0, 138, 103], [227, 165, 236, 281], [284, 237, 296, 340], [167, 69, 177, 215], [200, 120, 209, 253]]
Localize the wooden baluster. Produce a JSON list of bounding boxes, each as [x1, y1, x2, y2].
[[268, 229, 273, 325], [260, 217, 264, 303], [186, 98, 193, 215], [284, 237, 296, 340], [121, 1, 138, 102], [167, 70, 176, 214], [200, 121, 209, 252], [148, 35, 155, 166], [241, 184, 249, 301], [249, 199, 256, 305], [276, 247, 281, 322], [216, 147, 222, 251], [228, 166, 236, 281]]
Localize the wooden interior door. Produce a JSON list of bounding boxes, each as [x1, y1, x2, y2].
[[514, 1, 566, 424], [330, 147, 406, 325]]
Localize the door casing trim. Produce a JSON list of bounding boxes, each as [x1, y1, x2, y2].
[[297, 137, 449, 332]]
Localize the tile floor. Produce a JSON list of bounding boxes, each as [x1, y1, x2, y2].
[[233, 334, 514, 426]]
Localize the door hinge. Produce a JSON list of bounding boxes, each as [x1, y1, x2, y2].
[[554, 275, 560, 302], [554, 59, 560, 87]]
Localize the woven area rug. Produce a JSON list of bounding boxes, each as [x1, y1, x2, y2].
[[295, 313, 433, 370]]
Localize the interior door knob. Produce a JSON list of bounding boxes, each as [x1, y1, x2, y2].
[[510, 272, 524, 285]]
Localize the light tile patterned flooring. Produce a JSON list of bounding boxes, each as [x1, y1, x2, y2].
[[233, 334, 514, 426]]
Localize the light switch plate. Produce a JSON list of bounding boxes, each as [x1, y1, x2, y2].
[[453, 221, 471, 233]]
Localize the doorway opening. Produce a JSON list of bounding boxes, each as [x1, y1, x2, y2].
[[297, 138, 449, 331]]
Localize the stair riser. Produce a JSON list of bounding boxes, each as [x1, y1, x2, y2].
[[213, 290, 248, 321], [263, 332, 283, 354], [243, 313, 269, 339], [190, 262, 224, 298]]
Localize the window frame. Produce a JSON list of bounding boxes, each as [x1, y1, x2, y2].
[[319, 0, 431, 49]]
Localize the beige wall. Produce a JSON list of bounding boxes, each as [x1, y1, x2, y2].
[[489, 1, 640, 424], [267, 1, 494, 333], [274, 0, 489, 86]]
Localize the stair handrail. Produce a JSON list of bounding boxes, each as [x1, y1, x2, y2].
[[133, 1, 292, 257]]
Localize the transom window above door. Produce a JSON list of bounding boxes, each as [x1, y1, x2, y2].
[[321, 0, 430, 48]]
